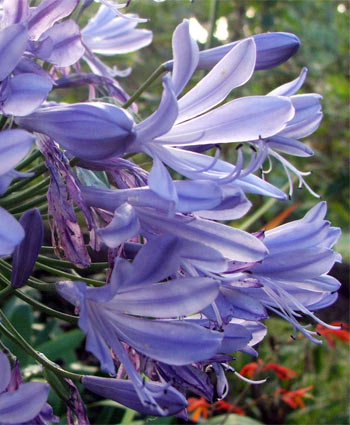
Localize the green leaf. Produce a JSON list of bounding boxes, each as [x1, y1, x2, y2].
[[2, 301, 33, 367], [204, 414, 264, 425], [36, 329, 85, 364]]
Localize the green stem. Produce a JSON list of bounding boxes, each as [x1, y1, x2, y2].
[[121, 409, 137, 424], [0, 177, 50, 208], [8, 194, 48, 214], [0, 270, 77, 323], [37, 254, 108, 272], [15, 290, 78, 325], [0, 285, 15, 300], [16, 149, 43, 171], [0, 259, 55, 292], [122, 63, 167, 109], [205, 0, 219, 51], [0, 309, 81, 381], [35, 261, 105, 287]]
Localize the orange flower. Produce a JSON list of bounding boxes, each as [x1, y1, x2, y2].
[[277, 385, 313, 409], [316, 322, 350, 347], [239, 361, 260, 378], [214, 399, 245, 415], [187, 397, 211, 422], [263, 363, 296, 380]]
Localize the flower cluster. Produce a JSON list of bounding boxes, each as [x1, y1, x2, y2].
[[0, 0, 342, 421]]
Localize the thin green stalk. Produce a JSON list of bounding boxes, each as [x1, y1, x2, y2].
[[15, 289, 78, 325], [0, 270, 76, 323], [35, 261, 105, 287], [121, 409, 137, 424], [8, 194, 48, 214], [0, 309, 81, 381], [205, 0, 219, 51], [122, 63, 167, 109], [0, 177, 50, 208], [37, 254, 108, 272], [0, 285, 15, 299], [16, 149, 43, 171], [0, 259, 57, 292]]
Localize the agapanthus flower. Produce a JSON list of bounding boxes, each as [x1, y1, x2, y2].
[[0, 351, 50, 424], [82, 4, 152, 77], [210, 202, 341, 342], [57, 235, 223, 411]]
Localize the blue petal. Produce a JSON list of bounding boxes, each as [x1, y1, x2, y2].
[[171, 20, 199, 96], [35, 20, 85, 66], [0, 351, 11, 393], [148, 157, 178, 204], [177, 38, 256, 122], [135, 75, 178, 143], [82, 377, 187, 417], [2, 73, 52, 116], [160, 96, 295, 146], [0, 207, 24, 257], [0, 382, 49, 424], [3, 0, 29, 26], [27, 0, 79, 39], [139, 208, 268, 262], [98, 203, 140, 248], [107, 276, 219, 318], [112, 314, 223, 365], [269, 67, 308, 96], [0, 129, 35, 175], [0, 24, 28, 81]]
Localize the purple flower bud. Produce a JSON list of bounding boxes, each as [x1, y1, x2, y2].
[[11, 209, 44, 288], [16, 102, 135, 160]]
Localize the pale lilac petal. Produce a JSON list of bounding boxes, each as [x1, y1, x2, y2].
[[35, 20, 85, 66], [148, 157, 178, 203], [109, 277, 219, 318], [160, 96, 295, 146], [171, 20, 199, 96], [0, 382, 49, 424], [267, 136, 314, 157], [27, 0, 79, 40], [82, 7, 152, 55], [179, 239, 227, 273], [0, 129, 35, 175], [98, 203, 140, 248], [254, 247, 338, 280], [3, 0, 29, 26], [220, 287, 268, 320], [0, 207, 25, 256], [2, 73, 52, 116], [269, 67, 308, 96], [152, 145, 287, 200], [0, 24, 28, 81], [0, 351, 11, 393], [87, 29, 152, 55], [139, 208, 268, 262], [177, 38, 256, 122], [135, 75, 178, 142], [0, 170, 33, 195]]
